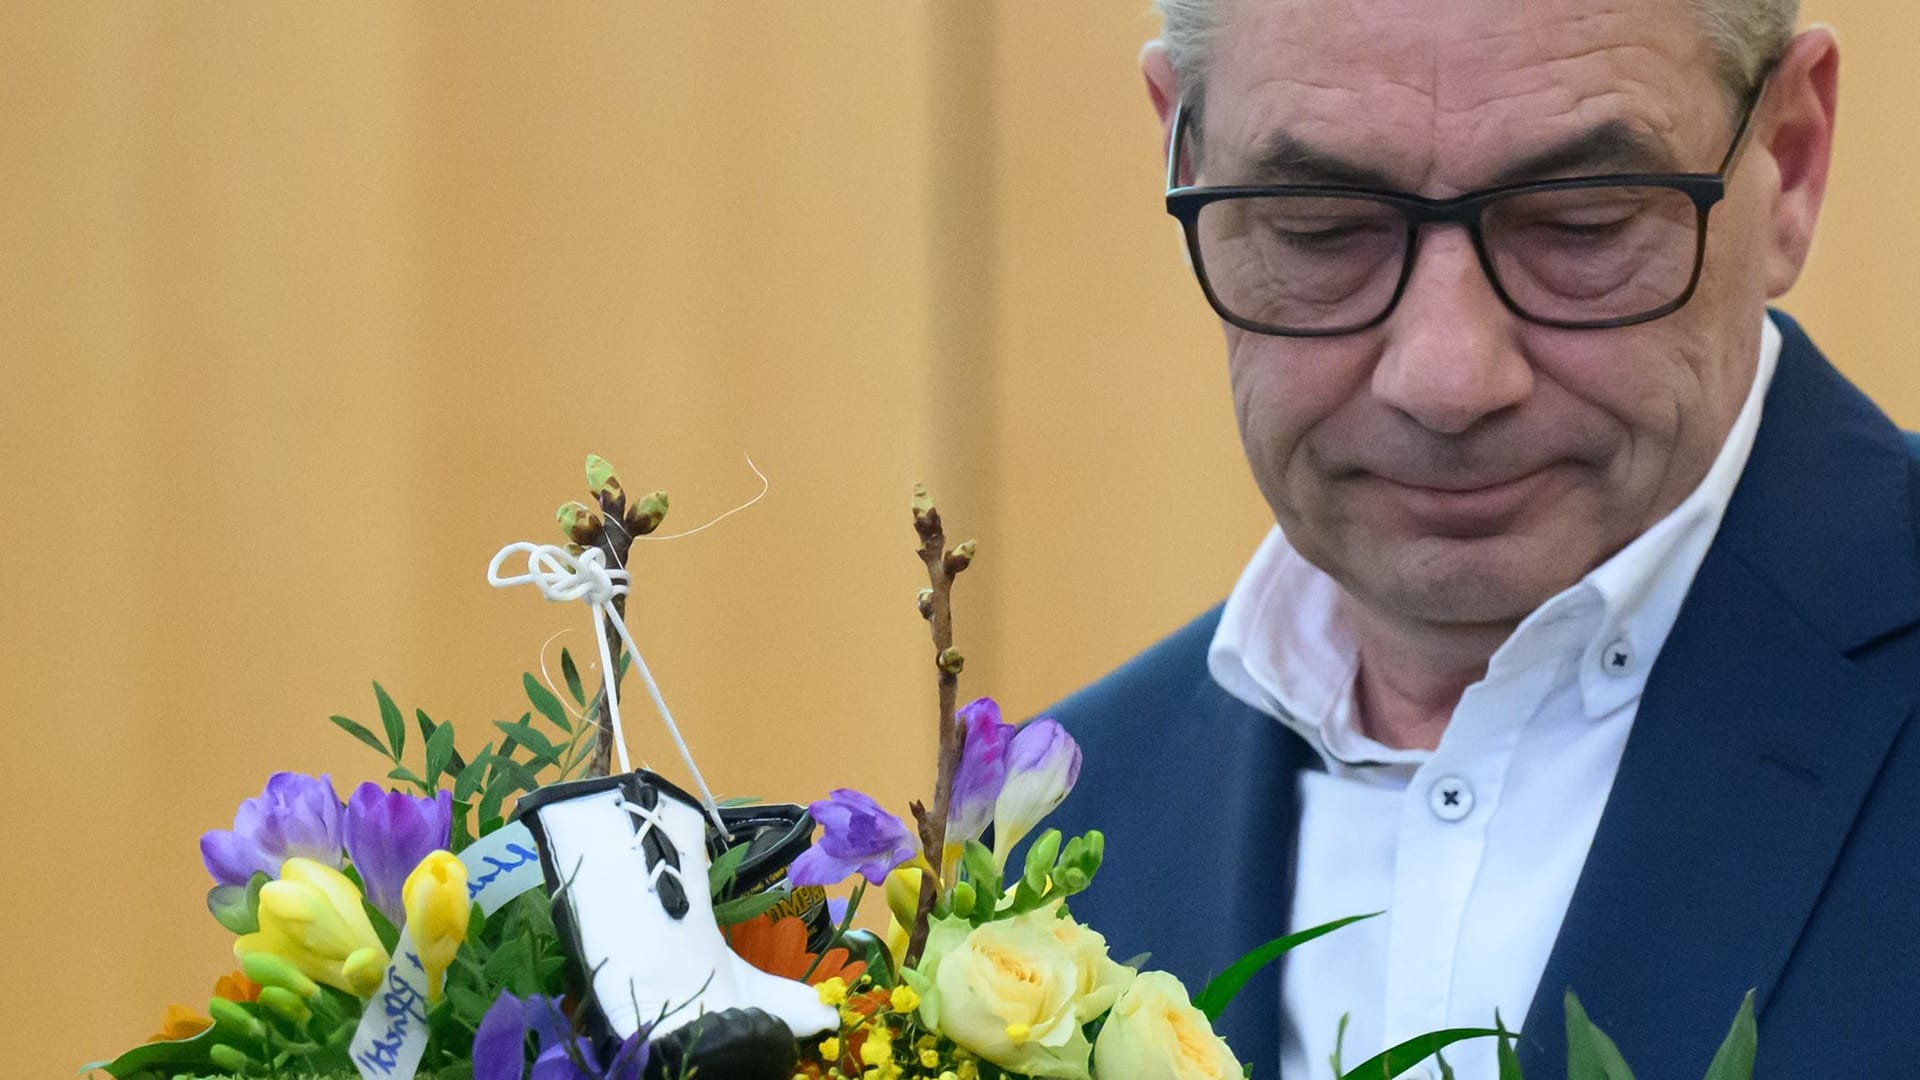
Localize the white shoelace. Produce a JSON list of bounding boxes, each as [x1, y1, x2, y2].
[[616, 796, 688, 894], [488, 541, 727, 834]]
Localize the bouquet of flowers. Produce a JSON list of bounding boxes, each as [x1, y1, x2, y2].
[[87, 457, 1759, 1080]]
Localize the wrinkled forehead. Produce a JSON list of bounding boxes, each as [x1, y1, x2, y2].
[[1200, 0, 1727, 193]]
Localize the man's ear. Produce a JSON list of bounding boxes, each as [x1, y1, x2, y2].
[[1142, 40, 1181, 167], [1761, 27, 1840, 298]]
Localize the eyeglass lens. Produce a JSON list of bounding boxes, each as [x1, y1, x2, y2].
[[1193, 184, 1703, 333]]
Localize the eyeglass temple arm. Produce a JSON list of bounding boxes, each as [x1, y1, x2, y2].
[[1167, 102, 1191, 192], [1717, 57, 1783, 175]]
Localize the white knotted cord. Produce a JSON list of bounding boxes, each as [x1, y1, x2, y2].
[[487, 542, 727, 834]]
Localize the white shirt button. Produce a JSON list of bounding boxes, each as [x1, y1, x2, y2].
[[1429, 775, 1474, 822], [1600, 638, 1635, 676]]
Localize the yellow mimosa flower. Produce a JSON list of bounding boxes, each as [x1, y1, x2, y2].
[[234, 857, 389, 998], [401, 850, 469, 1003]]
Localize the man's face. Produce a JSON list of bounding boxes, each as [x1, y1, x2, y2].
[[1186, 0, 1784, 629]]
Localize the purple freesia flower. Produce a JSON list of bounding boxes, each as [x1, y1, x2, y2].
[[945, 697, 1016, 848], [475, 991, 646, 1080], [991, 718, 1084, 866], [343, 783, 454, 924], [788, 789, 921, 887], [200, 772, 346, 886]]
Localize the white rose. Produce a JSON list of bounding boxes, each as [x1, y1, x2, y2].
[[1093, 971, 1243, 1080], [907, 910, 1096, 1080], [1044, 909, 1136, 1022]]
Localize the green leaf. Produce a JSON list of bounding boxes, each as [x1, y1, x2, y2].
[[86, 1024, 222, 1077], [1497, 1013, 1525, 1080], [485, 933, 537, 996], [425, 721, 457, 787], [1700, 991, 1757, 1080], [1565, 990, 1637, 1080], [454, 746, 493, 803], [466, 901, 488, 948], [448, 984, 493, 1027], [478, 779, 508, 829], [495, 719, 560, 768], [708, 842, 751, 898], [1194, 912, 1379, 1021], [330, 714, 390, 759], [206, 873, 269, 935], [1339, 1029, 1505, 1080], [417, 709, 467, 778], [525, 672, 574, 734], [712, 886, 791, 926], [561, 648, 587, 706], [962, 839, 1002, 905], [374, 681, 405, 760], [389, 765, 427, 789], [490, 755, 544, 795], [450, 797, 475, 852]]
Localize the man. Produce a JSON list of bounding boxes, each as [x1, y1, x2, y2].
[[1046, 0, 1920, 1076]]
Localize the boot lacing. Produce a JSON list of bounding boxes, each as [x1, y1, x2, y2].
[[616, 796, 686, 895]]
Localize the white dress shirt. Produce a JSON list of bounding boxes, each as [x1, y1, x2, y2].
[[1207, 316, 1782, 1080]]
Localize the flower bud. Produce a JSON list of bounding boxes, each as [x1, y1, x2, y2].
[[342, 948, 387, 997], [951, 880, 977, 918], [234, 858, 389, 999], [885, 864, 925, 933], [626, 490, 669, 536], [991, 719, 1083, 870], [556, 501, 604, 544], [585, 454, 620, 497], [401, 850, 471, 1003], [911, 483, 941, 539], [207, 997, 264, 1041], [208, 1044, 253, 1074], [240, 952, 320, 1000], [257, 986, 311, 1025], [943, 540, 976, 575], [1022, 829, 1062, 894], [938, 648, 965, 675]]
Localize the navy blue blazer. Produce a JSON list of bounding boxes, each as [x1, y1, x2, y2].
[[1044, 312, 1920, 1078]]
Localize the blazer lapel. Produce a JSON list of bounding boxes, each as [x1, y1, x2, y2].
[[1517, 315, 1920, 1076]]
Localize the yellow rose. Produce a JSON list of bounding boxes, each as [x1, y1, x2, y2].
[[1092, 970, 1243, 1080], [234, 857, 389, 998], [906, 910, 1095, 1080]]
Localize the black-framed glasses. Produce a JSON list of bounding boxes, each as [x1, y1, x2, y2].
[[1164, 78, 1771, 336]]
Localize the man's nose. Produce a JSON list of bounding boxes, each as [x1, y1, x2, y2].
[[1370, 227, 1534, 435]]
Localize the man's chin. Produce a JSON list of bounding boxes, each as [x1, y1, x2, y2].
[[1334, 534, 1593, 629]]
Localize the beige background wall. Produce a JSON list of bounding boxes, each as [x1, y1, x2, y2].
[[2, 4, 1912, 1076]]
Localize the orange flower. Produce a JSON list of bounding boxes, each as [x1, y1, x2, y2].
[[147, 1004, 211, 1043], [724, 914, 868, 987], [213, 971, 262, 1004]]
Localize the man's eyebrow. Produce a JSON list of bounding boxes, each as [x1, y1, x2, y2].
[[1486, 121, 1685, 186], [1236, 120, 1685, 191], [1243, 130, 1401, 188]]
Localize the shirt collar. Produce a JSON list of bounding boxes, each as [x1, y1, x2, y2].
[[1209, 313, 1784, 765]]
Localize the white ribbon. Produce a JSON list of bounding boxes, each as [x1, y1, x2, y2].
[[486, 541, 725, 834]]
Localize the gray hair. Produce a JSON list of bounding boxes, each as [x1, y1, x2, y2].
[[1157, 0, 1796, 121]]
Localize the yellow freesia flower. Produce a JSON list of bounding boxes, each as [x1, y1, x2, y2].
[[234, 857, 389, 998], [401, 850, 469, 1003]]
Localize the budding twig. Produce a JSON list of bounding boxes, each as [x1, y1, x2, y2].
[[903, 483, 974, 968], [564, 455, 668, 778]]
